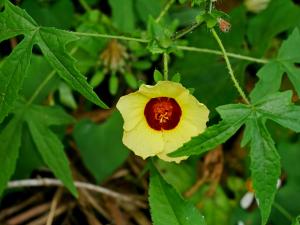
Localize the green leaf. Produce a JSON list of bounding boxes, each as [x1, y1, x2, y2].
[[247, 0, 300, 56], [154, 69, 163, 82], [135, 0, 162, 24], [24, 105, 77, 197], [292, 216, 300, 225], [73, 111, 129, 183], [124, 72, 138, 89], [171, 73, 181, 83], [0, 37, 33, 123], [36, 27, 108, 108], [170, 104, 251, 157], [254, 91, 300, 132], [248, 118, 280, 225], [58, 82, 78, 110], [0, 1, 108, 111], [149, 163, 206, 225], [0, 116, 23, 196], [109, 74, 119, 95], [90, 71, 106, 88], [250, 61, 284, 103], [108, 0, 135, 32], [251, 29, 300, 101], [20, 0, 75, 29]]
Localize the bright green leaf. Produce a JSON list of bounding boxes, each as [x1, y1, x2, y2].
[[124, 72, 138, 89], [154, 69, 163, 82], [58, 82, 78, 110], [149, 163, 207, 225], [170, 104, 251, 157], [248, 118, 280, 225], [0, 116, 22, 196], [109, 74, 119, 95], [25, 105, 77, 197]]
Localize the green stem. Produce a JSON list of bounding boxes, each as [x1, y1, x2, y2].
[[176, 45, 268, 64], [208, 0, 213, 13], [273, 202, 294, 222], [73, 31, 149, 43], [211, 28, 250, 104], [26, 48, 78, 106], [78, 0, 92, 12], [163, 53, 169, 80], [156, 0, 175, 23], [71, 31, 268, 64], [172, 22, 201, 40]]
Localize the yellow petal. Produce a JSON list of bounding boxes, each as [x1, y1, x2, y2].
[[122, 119, 164, 159], [116, 92, 149, 131], [158, 120, 198, 163], [139, 81, 188, 98], [177, 92, 209, 133]]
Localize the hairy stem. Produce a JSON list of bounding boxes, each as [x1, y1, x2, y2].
[[156, 0, 175, 23], [176, 45, 268, 64], [73, 31, 149, 43], [172, 22, 201, 40], [163, 53, 169, 80], [211, 28, 250, 104]]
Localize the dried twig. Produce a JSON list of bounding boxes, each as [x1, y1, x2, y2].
[[7, 178, 146, 207], [46, 188, 64, 225]]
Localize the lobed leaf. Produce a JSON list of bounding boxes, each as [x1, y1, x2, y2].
[[248, 118, 281, 225], [0, 37, 33, 123], [170, 104, 251, 157], [0, 116, 23, 196], [25, 106, 77, 197]]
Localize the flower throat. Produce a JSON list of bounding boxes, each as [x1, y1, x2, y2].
[[144, 97, 182, 131]]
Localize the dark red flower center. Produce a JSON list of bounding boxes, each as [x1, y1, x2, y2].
[[144, 97, 182, 131]]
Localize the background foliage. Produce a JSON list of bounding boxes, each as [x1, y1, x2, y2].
[[0, 0, 300, 224]]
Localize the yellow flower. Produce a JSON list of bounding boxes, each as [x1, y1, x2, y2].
[[116, 81, 209, 163]]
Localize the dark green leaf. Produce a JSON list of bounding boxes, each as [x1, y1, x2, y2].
[[255, 91, 300, 132], [108, 0, 135, 32], [73, 111, 129, 183], [21, 0, 75, 29], [0, 116, 22, 196], [250, 29, 300, 101], [149, 163, 206, 225], [0, 37, 33, 123], [25, 106, 77, 197], [247, 0, 300, 56], [0, 1, 108, 110], [135, 0, 162, 24], [248, 118, 280, 225], [170, 104, 251, 157]]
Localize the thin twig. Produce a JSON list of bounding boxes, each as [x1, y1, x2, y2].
[[7, 178, 146, 208], [155, 0, 175, 23], [46, 188, 63, 225], [211, 28, 250, 104]]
